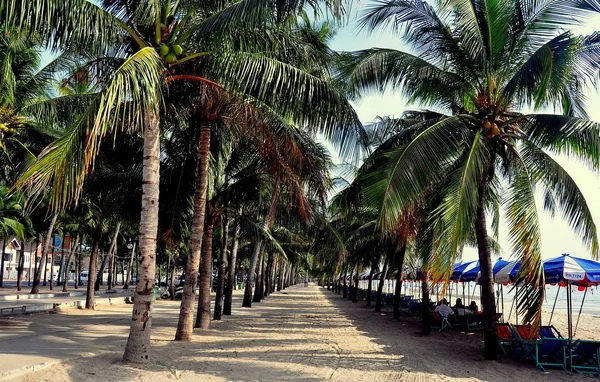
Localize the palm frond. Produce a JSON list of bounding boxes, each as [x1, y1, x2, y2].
[[520, 141, 599, 258], [504, 145, 544, 333], [17, 47, 164, 211], [523, 114, 600, 171], [429, 130, 490, 281]]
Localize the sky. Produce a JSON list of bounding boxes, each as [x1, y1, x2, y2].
[[324, 4, 600, 262]]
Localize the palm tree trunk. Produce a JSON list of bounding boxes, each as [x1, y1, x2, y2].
[[62, 233, 80, 292], [195, 214, 214, 329], [347, 265, 354, 300], [30, 214, 58, 294], [124, 241, 136, 290], [352, 264, 359, 303], [122, 109, 161, 364], [252, 251, 264, 303], [342, 268, 348, 298], [243, 185, 279, 307], [85, 239, 101, 309], [421, 270, 431, 335], [166, 256, 174, 299], [375, 255, 390, 312], [393, 245, 407, 320], [107, 222, 120, 291], [75, 244, 80, 289], [16, 240, 25, 291], [475, 166, 499, 360], [264, 252, 274, 297], [223, 213, 241, 316], [277, 261, 284, 292], [365, 267, 374, 307], [57, 234, 65, 286], [95, 252, 108, 290], [214, 213, 229, 320], [174, 120, 211, 341]]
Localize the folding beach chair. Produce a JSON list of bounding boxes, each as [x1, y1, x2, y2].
[[465, 314, 483, 332], [495, 323, 518, 356], [571, 340, 600, 374], [430, 311, 455, 331], [534, 337, 567, 371]]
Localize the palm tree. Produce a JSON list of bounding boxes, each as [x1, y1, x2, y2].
[[5, 0, 360, 360], [341, 0, 600, 359]]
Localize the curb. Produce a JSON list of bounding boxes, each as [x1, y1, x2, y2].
[[0, 296, 130, 316], [0, 351, 111, 381]]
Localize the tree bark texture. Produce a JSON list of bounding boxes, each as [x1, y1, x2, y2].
[[214, 213, 229, 320], [62, 233, 80, 292], [174, 120, 211, 341], [122, 109, 161, 363], [195, 215, 214, 329], [252, 251, 264, 303], [476, 164, 499, 360], [30, 214, 58, 294], [124, 241, 136, 290], [223, 213, 241, 316], [375, 255, 390, 312], [85, 239, 100, 309], [393, 246, 407, 320], [366, 267, 374, 307]]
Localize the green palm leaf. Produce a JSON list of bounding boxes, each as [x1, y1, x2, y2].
[[17, 47, 164, 211]]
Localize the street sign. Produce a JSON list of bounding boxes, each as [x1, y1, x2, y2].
[[53, 235, 62, 249]]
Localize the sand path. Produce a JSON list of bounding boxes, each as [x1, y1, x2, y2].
[[4, 284, 588, 381]]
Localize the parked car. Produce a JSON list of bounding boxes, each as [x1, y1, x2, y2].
[[80, 271, 89, 284]]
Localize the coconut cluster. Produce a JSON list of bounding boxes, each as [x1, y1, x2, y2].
[[159, 44, 184, 64], [482, 120, 500, 138]]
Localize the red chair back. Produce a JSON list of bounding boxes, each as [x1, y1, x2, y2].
[[496, 323, 513, 340]]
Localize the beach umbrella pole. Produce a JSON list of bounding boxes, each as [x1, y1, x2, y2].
[[567, 283, 573, 371], [548, 286, 560, 325], [574, 286, 588, 337]]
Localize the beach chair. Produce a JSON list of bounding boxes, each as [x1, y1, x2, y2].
[[495, 323, 518, 356], [511, 324, 568, 370], [534, 337, 567, 371], [430, 311, 455, 331], [465, 314, 483, 332], [409, 300, 422, 316], [571, 340, 600, 374]]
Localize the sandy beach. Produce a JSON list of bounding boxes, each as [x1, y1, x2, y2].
[[4, 284, 599, 382]]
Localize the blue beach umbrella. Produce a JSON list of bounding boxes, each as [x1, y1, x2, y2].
[[543, 253, 600, 371], [460, 261, 480, 282], [544, 253, 600, 286], [494, 260, 522, 284], [450, 261, 475, 281]]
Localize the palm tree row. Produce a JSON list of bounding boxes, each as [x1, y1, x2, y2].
[[314, 0, 600, 360], [2, 0, 600, 364]]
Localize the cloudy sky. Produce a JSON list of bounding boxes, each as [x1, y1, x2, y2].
[[325, 4, 600, 262]]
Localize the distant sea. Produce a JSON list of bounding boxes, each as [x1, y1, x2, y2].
[[358, 280, 600, 316]]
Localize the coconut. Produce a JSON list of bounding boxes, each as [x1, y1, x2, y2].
[[482, 121, 491, 130], [159, 44, 169, 57], [491, 123, 500, 137], [165, 53, 177, 64], [172, 45, 183, 56]]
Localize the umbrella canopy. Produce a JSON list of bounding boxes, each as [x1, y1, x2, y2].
[[460, 261, 480, 282], [494, 260, 522, 284], [544, 253, 600, 286], [450, 261, 475, 281], [459, 258, 510, 283]]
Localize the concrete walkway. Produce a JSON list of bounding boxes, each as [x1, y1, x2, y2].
[[0, 285, 580, 382]]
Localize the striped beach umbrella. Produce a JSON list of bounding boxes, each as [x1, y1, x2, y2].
[[544, 253, 600, 286], [494, 260, 522, 284], [450, 261, 475, 281]]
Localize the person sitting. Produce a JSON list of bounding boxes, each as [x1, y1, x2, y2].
[[453, 298, 465, 309], [434, 298, 455, 318], [467, 301, 479, 313]]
